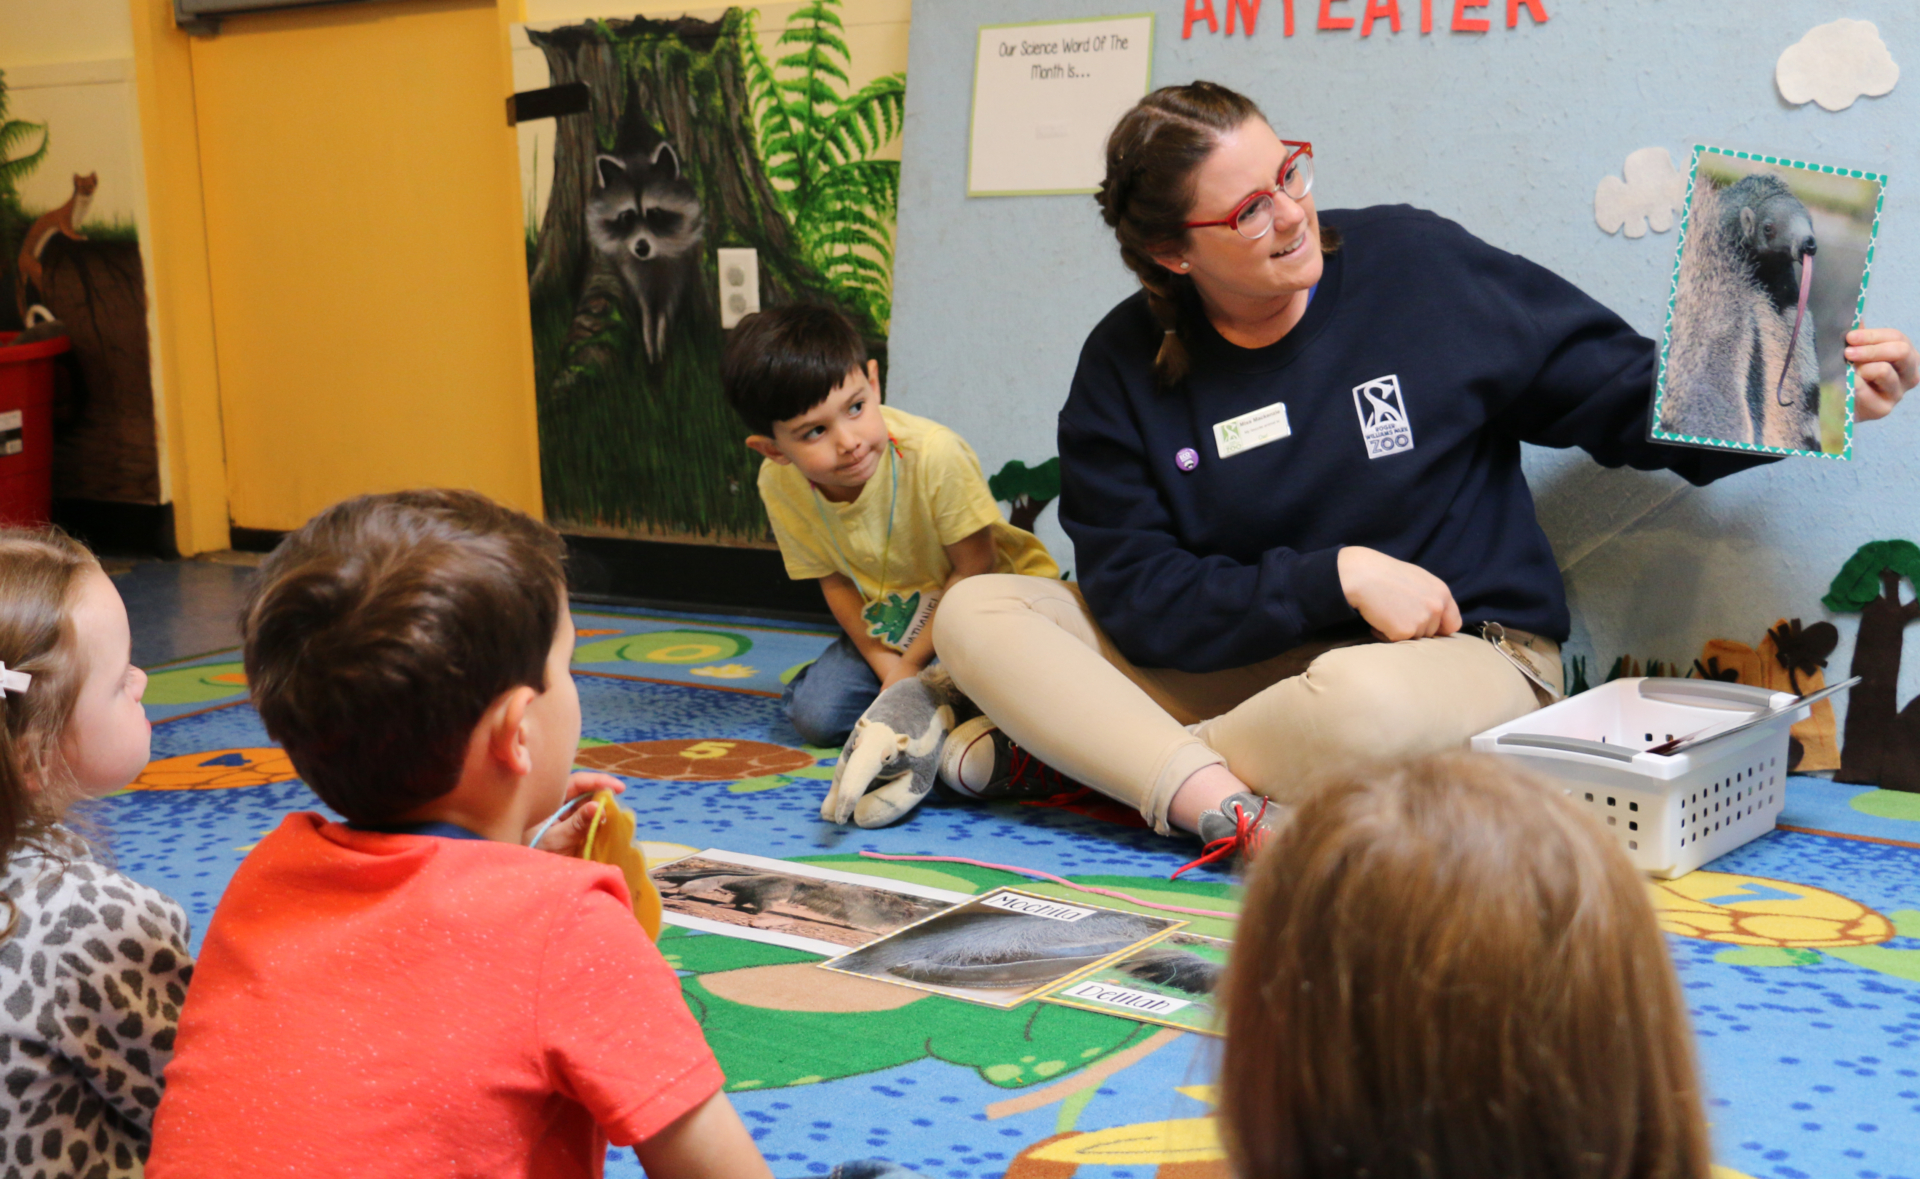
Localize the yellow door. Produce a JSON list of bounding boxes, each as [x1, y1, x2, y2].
[[181, 0, 541, 533]]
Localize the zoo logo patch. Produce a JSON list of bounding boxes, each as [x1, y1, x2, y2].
[[1351, 374, 1414, 459]]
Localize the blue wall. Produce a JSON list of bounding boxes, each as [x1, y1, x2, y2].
[[888, 0, 1918, 720]]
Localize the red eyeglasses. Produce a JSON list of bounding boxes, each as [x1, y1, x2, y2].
[[1183, 141, 1315, 240]]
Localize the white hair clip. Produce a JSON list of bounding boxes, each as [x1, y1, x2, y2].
[[0, 662, 31, 697]]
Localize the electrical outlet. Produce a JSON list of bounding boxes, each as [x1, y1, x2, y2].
[[718, 247, 761, 329]]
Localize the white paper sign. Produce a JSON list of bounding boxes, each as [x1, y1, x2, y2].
[[967, 14, 1155, 197]]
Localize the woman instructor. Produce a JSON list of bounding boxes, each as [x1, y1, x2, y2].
[[932, 82, 1916, 866]]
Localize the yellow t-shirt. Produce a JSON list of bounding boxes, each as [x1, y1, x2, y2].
[[759, 405, 1059, 651]]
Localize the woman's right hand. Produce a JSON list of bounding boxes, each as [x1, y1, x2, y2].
[[1337, 546, 1462, 643]]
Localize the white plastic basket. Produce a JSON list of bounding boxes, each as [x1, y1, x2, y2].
[[1471, 677, 1809, 879]]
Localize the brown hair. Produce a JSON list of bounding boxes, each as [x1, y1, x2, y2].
[[241, 490, 567, 825], [0, 528, 101, 928], [721, 304, 869, 436], [1219, 753, 1710, 1179], [1096, 81, 1339, 390]]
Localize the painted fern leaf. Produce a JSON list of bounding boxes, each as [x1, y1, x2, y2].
[[742, 0, 904, 330]]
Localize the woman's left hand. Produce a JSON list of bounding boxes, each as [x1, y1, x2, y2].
[[1847, 328, 1917, 420]]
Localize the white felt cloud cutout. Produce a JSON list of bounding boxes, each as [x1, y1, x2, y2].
[[1594, 148, 1686, 239], [1777, 18, 1899, 111]]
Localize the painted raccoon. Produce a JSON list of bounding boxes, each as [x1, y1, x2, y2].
[[587, 118, 704, 363]]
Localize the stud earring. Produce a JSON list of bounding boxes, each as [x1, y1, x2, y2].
[[1179, 261, 1190, 271]]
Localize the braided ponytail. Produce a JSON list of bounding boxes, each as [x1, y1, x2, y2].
[[1095, 82, 1336, 390], [1122, 243, 1190, 388]]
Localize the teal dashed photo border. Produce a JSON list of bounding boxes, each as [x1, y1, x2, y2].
[[1649, 144, 1888, 462]]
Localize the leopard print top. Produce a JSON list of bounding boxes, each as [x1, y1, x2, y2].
[[0, 832, 193, 1179]]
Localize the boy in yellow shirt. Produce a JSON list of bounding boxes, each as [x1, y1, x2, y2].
[[720, 306, 1057, 750]]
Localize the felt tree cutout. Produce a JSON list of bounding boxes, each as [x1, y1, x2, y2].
[[1770, 618, 1840, 695], [1692, 656, 1742, 683], [990, 458, 1061, 533], [1605, 655, 1677, 682], [1563, 655, 1591, 696], [1824, 540, 1920, 791], [1771, 619, 1841, 769], [1697, 618, 1844, 771]]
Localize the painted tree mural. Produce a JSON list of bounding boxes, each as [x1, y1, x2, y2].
[[1824, 539, 1920, 791], [523, 2, 902, 542], [742, 0, 903, 331], [0, 71, 49, 327], [0, 71, 160, 502]]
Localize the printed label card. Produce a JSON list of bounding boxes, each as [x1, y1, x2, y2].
[[1651, 145, 1886, 460], [1040, 931, 1230, 1035]]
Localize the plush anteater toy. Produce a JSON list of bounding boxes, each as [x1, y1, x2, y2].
[[820, 666, 979, 828]]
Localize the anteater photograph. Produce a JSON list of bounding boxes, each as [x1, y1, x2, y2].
[[1654, 146, 1884, 458]]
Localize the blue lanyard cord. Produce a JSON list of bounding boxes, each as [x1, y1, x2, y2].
[[812, 439, 899, 604], [523, 793, 593, 849]]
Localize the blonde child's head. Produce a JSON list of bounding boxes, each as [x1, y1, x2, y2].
[[1219, 752, 1709, 1179], [0, 527, 151, 857]]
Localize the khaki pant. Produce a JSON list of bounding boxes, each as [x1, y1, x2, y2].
[[933, 575, 1561, 834]]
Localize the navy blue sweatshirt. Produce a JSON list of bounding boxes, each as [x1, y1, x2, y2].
[[1058, 205, 1771, 674]]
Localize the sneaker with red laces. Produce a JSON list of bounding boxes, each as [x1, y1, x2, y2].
[[1173, 793, 1289, 878], [938, 716, 1078, 801]]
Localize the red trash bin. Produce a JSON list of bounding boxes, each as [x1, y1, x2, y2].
[[0, 331, 70, 528]]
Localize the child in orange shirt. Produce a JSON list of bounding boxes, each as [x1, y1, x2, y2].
[[147, 490, 771, 1179]]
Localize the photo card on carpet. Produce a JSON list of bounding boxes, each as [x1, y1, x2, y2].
[[819, 887, 1184, 1008], [1651, 144, 1886, 460], [1039, 931, 1231, 1036], [648, 849, 968, 957]]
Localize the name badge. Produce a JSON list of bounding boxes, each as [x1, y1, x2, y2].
[[865, 589, 939, 653], [1212, 402, 1291, 459]]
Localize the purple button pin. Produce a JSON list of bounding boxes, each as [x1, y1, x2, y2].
[[1175, 447, 1199, 472]]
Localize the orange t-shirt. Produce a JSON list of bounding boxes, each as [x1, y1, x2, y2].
[[148, 813, 723, 1178]]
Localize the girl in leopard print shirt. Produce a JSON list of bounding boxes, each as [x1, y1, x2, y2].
[[0, 529, 192, 1179]]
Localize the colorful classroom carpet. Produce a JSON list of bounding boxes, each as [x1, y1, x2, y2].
[[113, 606, 1920, 1178]]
